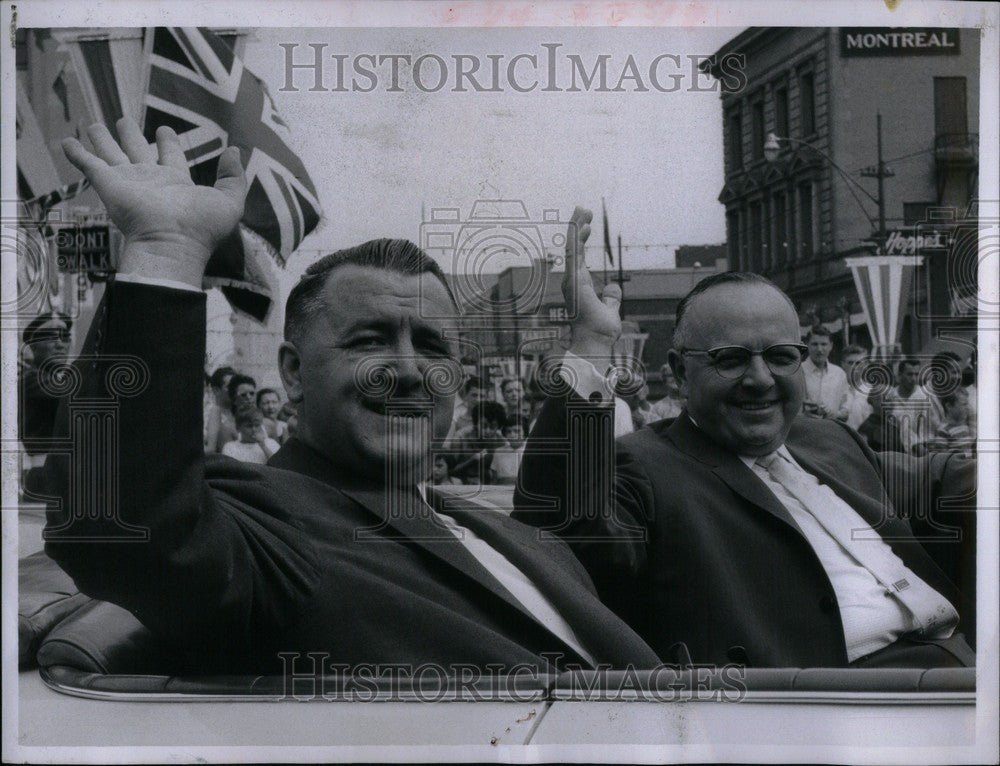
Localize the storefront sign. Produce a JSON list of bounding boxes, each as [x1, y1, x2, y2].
[[883, 228, 951, 256], [840, 28, 960, 57], [56, 224, 113, 272]]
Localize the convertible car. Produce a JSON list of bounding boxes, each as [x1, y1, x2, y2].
[[11, 481, 982, 761]]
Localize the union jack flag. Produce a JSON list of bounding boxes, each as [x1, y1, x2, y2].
[[143, 27, 322, 266]]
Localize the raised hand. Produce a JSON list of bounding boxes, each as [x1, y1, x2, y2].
[[62, 117, 247, 288], [562, 206, 622, 361]]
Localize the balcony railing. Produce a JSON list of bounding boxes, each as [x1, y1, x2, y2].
[[934, 133, 979, 166]]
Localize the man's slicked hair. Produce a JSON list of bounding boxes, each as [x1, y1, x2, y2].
[[284, 239, 458, 345], [672, 271, 796, 348]]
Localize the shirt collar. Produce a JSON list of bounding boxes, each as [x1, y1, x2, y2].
[[739, 444, 794, 469]]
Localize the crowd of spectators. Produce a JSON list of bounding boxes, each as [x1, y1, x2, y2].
[[20, 321, 979, 488], [202, 366, 296, 464]]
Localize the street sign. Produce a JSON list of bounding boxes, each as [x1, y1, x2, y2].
[[56, 224, 113, 273]]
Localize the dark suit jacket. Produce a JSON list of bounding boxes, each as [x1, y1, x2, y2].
[[42, 281, 659, 674], [513, 394, 971, 668]]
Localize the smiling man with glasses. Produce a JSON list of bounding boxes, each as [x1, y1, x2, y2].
[[515, 210, 975, 670]]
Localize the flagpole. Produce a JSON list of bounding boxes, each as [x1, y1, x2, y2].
[[617, 234, 625, 320]]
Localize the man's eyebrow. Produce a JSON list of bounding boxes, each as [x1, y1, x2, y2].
[[339, 317, 395, 334]]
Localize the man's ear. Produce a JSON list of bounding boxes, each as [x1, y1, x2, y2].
[[667, 349, 689, 397], [278, 341, 304, 404]]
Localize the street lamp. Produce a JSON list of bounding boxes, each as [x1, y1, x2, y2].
[[763, 114, 893, 253]]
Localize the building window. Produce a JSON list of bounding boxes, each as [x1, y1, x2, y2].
[[772, 192, 788, 267], [727, 108, 743, 171], [903, 202, 934, 226], [751, 98, 765, 162], [727, 209, 742, 270], [797, 182, 815, 260], [748, 202, 762, 272], [774, 84, 789, 138], [934, 77, 968, 145], [799, 70, 816, 137]]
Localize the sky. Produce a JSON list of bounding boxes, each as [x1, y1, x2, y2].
[[241, 26, 740, 284]]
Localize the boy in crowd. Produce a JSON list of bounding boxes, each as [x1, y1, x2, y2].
[[221, 404, 281, 464]]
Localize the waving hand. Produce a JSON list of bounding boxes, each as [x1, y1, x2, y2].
[[62, 118, 247, 288], [562, 206, 623, 362]]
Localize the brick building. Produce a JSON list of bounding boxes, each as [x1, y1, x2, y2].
[[704, 27, 979, 355]]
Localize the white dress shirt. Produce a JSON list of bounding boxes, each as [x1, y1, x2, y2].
[[801, 358, 849, 419], [745, 448, 957, 661]]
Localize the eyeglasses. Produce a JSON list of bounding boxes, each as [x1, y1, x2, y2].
[[679, 343, 808, 380]]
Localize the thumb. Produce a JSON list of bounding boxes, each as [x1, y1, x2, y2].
[[214, 146, 248, 203], [601, 282, 622, 313]]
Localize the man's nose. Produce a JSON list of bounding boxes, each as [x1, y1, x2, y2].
[[741, 354, 776, 388], [389, 340, 429, 396]]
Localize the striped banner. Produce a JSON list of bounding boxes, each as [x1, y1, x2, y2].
[[52, 29, 147, 133], [15, 87, 62, 200], [844, 256, 924, 353]]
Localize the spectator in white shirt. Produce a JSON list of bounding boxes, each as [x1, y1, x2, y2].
[[841, 344, 873, 430], [222, 404, 280, 464], [800, 326, 848, 421], [885, 356, 937, 456], [492, 415, 529, 484]]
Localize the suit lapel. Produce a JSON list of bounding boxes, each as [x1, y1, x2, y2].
[[437, 491, 642, 666], [338, 483, 553, 629], [333, 478, 591, 665], [666, 414, 800, 531], [271, 440, 524, 611]]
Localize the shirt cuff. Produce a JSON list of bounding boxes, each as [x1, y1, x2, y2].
[[114, 272, 203, 293], [560, 352, 617, 402], [561, 353, 634, 437]]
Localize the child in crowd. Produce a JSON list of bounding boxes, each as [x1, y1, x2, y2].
[[492, 415, 529, 484], [222, 404, 281, 464], [431, 454, 462, 485]]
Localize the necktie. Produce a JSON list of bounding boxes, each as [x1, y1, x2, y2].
[[756, 452, 958, 638]]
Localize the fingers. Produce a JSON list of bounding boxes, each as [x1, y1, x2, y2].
[[116, 117, 156, 164], [155, 125, 188, 170], [86, 123, 130, 166], [61, 136, 108, 178], [213, 145, 248, 204]]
